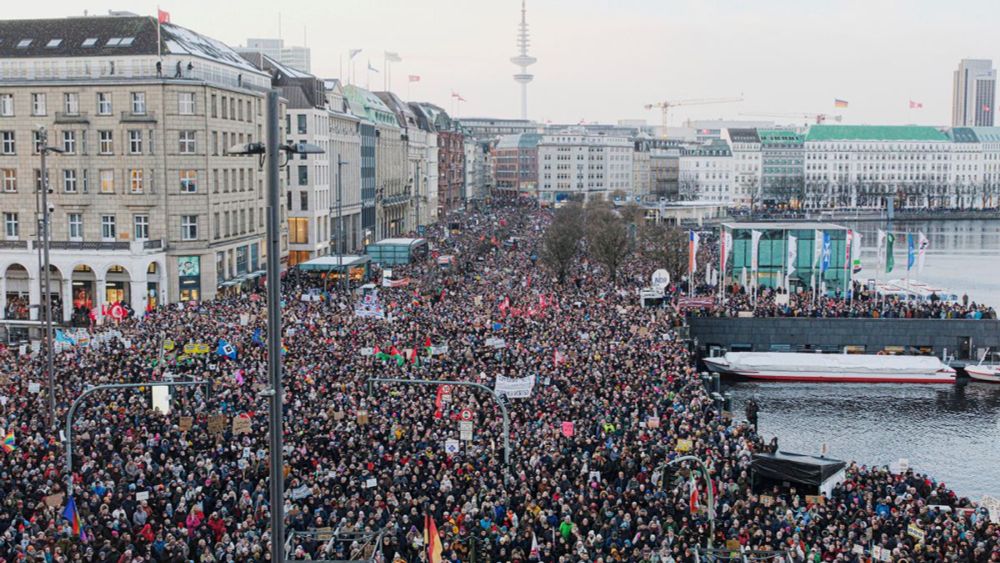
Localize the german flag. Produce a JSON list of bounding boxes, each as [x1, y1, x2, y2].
[[424, 513, 443, 563], [834, 99, 849, 109]]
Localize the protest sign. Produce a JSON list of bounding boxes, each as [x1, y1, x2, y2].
[[232, 416, 252, 435], [494, 374, 535, 398]]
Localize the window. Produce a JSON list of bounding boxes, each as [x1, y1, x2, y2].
[[133, 214, 149, 240], [31, 93, 46, 116], [0, 131, 14, 154], [98, 130, 113, 154], [298, 165, 308, 186], [63, 93, 79, 115], [82, 37, 98, 48], [178, 92, 195, 115], [1, 169, 15, 192], [297, 114, 307, 134], [3, 213, 17, 239], [128, 130, 142, 154], [0, 94, 12, 116], [96, 92, 112, 115], [300, 191, 308, 211], [179, 170, 197, 193], [129, 169, 144, 194], [289, 217, 308, 244], [62, 169, 77, 193], [221, 97, 227, 119], [99, 170, 114, 193], [213, 212, 220, 239], [130, 92, 146, 115], [179, 131, 196, 154], [224, 211, 230, 237], [212, 131, 218, 155], [101, 215, 116, 240], [68, 213, 82, 240], [62, 130, 76, 153], [211, 94, 217, 118], [181, 215, 198, 240], [16, 39, 31, 49]]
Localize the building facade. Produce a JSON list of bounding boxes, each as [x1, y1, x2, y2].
[[537, 129, 633, 203], [0, 15, 281, 322], [953, 59, 995, 127], [456, 117, 537, 140], [325, 81, 363, 254], [492, 132, 539, 198], [758, 129, 805, 206], [238, 38, 311, 74], [678, 141, 733, 203], [724, 128, 762, 208]]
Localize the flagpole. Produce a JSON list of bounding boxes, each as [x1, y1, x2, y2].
[[156, 6, 162, 62], [383, 52, 388, 91]]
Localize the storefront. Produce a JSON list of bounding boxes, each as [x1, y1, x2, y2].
[[177, 256, 201, 302]]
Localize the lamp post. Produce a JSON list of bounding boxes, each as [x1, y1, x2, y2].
[[227, 94, 325, 563], [336, 154, 348, 290], [37, 127, 63, 429], [65, 380, 208, 498]]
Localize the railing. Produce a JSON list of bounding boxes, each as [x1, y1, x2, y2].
[[120, 110, 157, 123], [142, 239, 163, 250], [0, 240, 28, 249], [48, 240, 130, 251]]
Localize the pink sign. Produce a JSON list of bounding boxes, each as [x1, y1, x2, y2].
[[561, 421, 574, 438]]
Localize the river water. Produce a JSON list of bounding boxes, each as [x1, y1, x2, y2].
[[726, 218, 1000, 500]]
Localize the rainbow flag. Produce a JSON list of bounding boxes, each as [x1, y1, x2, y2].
[[63, 496, 86, 541], [834, 99, 849, 108], [1, 431, 14, 453]]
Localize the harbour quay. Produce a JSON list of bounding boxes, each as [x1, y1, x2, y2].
[[689, 316, 1000, 367]]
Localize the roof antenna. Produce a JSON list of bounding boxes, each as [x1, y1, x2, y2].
[[278, 12, 282, 40]]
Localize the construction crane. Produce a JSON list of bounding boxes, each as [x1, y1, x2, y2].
[[739, 112, 842, 125], [644, 96, 744, 129]]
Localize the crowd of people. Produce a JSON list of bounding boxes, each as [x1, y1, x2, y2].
[[0, 200, 997, 562], [687, 284, 997, 320]]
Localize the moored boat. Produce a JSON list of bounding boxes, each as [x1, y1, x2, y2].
[[965, 366, 1000, 383], [704, 352, 956, 384]]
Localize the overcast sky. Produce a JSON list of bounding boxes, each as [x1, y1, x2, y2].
[[7, 0, 1000, 127]]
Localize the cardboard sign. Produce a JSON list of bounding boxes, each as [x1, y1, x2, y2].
[[726, 539, 741, 552], [232, 416, 252, 435], [364, 477, 377, 489], [675, 439, 693, 452], [44, 493, 65, 508], [178, 416, 194, 432], [852, 544, 865, 556], [357, 410, 369, 425], [805, 495, 825, 505], [359, 347, 374, 357], [561, 421, 575, 438], [332, 410, 345, 421], [239, 313, 250, 326], [647, 416, 660, 429], [28, 382, 41, 394], [207, 415, 227, 435], [136, 491, 150, 501], [485, 337, 506, 348], [760, 494, 775, 507]]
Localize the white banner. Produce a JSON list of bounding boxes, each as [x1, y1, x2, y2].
[[494, 374, 535, 398], [485, 337, 507, 348]]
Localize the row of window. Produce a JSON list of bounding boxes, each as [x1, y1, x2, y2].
[[0, 91, 161, 117], [0, 129, 202, 156], [0, 166, 257, 196], [2, 212, 197, 241], [212, 208, 260, 240]]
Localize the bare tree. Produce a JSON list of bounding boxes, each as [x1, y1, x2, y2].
[[541, 202, 584, 284], [585, 203, 632, 283], [637, 221, 688, 281]]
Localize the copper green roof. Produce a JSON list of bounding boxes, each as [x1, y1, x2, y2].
[[757, 129, 804, 144], [806, 125, 948, 142], [970, 127, 1000, 142]]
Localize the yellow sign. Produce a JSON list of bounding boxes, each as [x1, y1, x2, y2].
[[195, 343, 210, 354], [675, 439, 693, 452], [163, 339, 175, 351], [183, 343, 197, 355], [907, 523, 925, 542]]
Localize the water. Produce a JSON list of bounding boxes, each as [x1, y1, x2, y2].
[[726, 380, 1000, 499], [843, 218, 1000, 307], [724, 218, 1000, 500]]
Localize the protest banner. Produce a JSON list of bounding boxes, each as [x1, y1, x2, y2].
[[494, 374, 535, 398]]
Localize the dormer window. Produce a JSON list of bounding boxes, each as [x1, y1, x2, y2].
[[82, 37, 98, 47], [46, 39, 62, 48], [16, 39, 32, 48]]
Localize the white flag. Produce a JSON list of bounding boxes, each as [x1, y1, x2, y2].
[[813, 230, 823, 267], [876, 229, 886, 268], [750, 230, 762, 273], [530, 531, 540, 559], [787, 235, 797, 277], [852, 232, 863, 279], [917, 232, 929, 273]]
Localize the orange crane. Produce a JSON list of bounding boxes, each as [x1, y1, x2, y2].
[[644, 96, 744, 130], [739, 112, 842, 125]]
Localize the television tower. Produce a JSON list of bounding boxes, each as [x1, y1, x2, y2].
[[510, 0, 536, 120]]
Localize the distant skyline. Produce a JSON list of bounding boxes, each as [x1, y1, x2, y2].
[[5, 0, 1000, 126]]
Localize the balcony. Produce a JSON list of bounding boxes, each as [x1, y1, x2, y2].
[[31, 239, 165, 254], [120, 111, 157, 123], [55, 111, 90, 124], [49, 240, 130, 251], [0, 240, 28, 249]]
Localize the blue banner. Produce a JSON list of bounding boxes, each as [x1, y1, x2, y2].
[[820, 233, 832, 273], [907, 234, 915, 271]]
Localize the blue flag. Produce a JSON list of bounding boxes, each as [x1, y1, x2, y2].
[[217, 339, 237, 360], [907, 234, 915, 271], [252, 328, 264, 347], [55, 329, 76, 346], [63, 496, 85, 541], [492, 322, 503, 331], [820, 233, 832, 273]]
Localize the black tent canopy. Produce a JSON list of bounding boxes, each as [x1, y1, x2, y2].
[[751, 451, 846, 490]]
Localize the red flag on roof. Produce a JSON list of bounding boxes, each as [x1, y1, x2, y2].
[[157, 9, 170, 23]]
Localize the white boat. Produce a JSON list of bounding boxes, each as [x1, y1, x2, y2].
[[704, 352, 956, 384], [965, 348, 1000, 383]]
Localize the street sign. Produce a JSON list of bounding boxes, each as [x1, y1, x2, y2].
[[460, 409, 473, 421], [444, 439, 460, 454], [459, 420, 473, 441]]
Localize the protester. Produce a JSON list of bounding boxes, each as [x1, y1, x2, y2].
[[0, 200, 996, 562]]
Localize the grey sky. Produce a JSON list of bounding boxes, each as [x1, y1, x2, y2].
[[6, 0, 1000, 126]]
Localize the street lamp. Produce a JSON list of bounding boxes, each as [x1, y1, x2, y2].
[[228, 92, 324, 563], [654, 455, 716, 558], [37, 126, 64, 429]]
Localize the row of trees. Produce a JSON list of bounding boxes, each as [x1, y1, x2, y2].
[[541, 201, 689, 284]]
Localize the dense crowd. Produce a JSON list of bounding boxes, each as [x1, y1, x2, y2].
[[687, 284, 997, 320], [0, 200, 997, 562]]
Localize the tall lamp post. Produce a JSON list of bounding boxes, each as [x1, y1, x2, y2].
[[228, 91, 324, 563], [654, 455, 716, 558], [37, 127, 63, 429]]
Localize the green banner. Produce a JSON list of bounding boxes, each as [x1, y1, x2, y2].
[[885, 233, 895, 273]]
